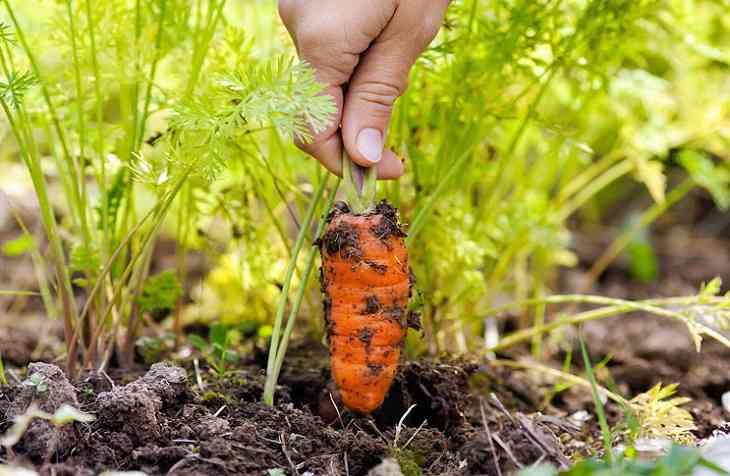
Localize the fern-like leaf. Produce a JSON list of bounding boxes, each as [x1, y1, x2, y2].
[[0, 71, 37, 110]]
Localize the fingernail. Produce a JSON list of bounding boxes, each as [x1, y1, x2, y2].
[[356, 128, 383, 163]]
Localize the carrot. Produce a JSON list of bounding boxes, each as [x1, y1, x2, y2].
[[319, 200, 414, 413]]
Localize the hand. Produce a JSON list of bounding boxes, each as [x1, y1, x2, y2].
[[278, 0, 450, 179]]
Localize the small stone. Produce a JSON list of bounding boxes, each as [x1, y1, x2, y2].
[[721, 391, 730, 416], [634, 438, 671, 460], [366, 458, 404, 476], [692, 436, 730, 476], [568, 410, 591, 426]]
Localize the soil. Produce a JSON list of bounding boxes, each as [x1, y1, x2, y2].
[[0, 354, 582, 475], [1, 190, 729, 475]]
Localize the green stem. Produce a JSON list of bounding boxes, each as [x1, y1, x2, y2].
[[0, 290, 41, 296], [85, 0, 107, 255], [488, 295, 730, 352], [129, 0, 142, 151], [0, 353, 6, 386], [479, 293, 724, 319], [66, 0, 90, 240], [185, 0, 226, 97], [581, 337, 613, 462], [0, 70, 79, 376], [490, 359, 629, 407], [76, 205, 158, 327], [121, 238, 156, 367], [83, 171, 191, 367], [558, 159, 634, 220], [135, 0, 167, 151], [2, 0, 86, 234], [270, 179, 341, 389], [6, 195, 58, 320], [406, 132, 479, 247], [342, 151, 377, 214], [263, 175, 330, 406]]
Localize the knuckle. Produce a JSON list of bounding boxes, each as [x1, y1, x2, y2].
[[295, 23, 322, 52], [420, 12, 445, 43], [295, 24, 356, 83], [354, 80, 404, 109], [296, 20, 336, 54]]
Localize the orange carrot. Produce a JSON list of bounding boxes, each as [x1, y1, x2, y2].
[[319, 200, 414, 413]]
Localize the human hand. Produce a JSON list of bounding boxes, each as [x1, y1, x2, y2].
[[278, 0, 450, 179]]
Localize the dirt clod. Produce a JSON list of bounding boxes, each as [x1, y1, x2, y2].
[[320, 222, 362, 260], [370, 200, 407, 241], [5, 362, 79, 459], [95, 362, 187, 445], [364, 295, 381, 314]]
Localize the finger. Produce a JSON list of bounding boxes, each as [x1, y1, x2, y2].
[[341, 0, 449, 168], [300, 138, 404, 180], [293, 84, 344, 170], [376, 149, 405, 179], [299, 131, 343, 176]]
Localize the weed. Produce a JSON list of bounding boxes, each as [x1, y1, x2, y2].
[[0, 402, 95, 449], [517, 445, 728, 476], [0, 352, 6, 386], [628, 384, 696, 446], [580, 336, 613, 461], [24, 373, 48, 394], [189, 324, 240, 376]]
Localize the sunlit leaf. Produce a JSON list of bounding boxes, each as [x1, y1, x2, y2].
[[678, 150, 730, 210], [1, 234, 34, 257]]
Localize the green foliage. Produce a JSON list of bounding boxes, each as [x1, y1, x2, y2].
[[628, 383, 696, 445], [135, 57, 334, 186], [0, 353, 6, 386], [136, 270, 182, 315], [25, 373, 48, 394], [397, 451, 424, 476], [623, 215, 659, 283], [386, 0, 730, 350], [0, 70, 36, 110], [0, 0, 336, 374], [678, 150, 730, 210], [580, 337, 613, 461], [517, 445, 728, 476], [1, 233, 34, 257], [70, 242, 99, 274], [189, 323, 240, 375]]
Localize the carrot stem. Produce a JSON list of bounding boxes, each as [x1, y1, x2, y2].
[[270, 179, 341, 390], [263, 174, 330, 406], [342, 151, 377, 214]]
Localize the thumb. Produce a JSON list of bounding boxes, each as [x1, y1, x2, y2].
[[341, 1, 447, 168], [341, 43, 414, 168]]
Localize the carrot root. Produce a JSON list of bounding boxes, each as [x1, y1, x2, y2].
[[319, 200, 415, 413]]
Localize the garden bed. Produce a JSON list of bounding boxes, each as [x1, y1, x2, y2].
[[2, 191, 730, 475]]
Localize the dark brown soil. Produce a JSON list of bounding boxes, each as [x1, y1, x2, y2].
[[0, 351, 584, 476]]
